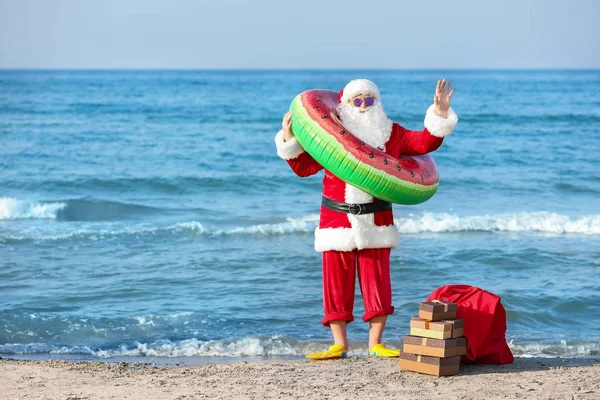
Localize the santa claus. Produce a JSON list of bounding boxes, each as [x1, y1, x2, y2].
[[274, 78, 458, 359]]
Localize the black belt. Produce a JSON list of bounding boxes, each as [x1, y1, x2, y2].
[[321, 196, 392, 215]]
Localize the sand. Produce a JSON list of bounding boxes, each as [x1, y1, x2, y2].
[[1, 356, 599, 400]]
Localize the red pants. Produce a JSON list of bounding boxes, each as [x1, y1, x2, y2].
[[321, 248, 394, 326]]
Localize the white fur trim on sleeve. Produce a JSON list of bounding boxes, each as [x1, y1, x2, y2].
[[424, 105, 459, 138], [274, 129, 305, 160]]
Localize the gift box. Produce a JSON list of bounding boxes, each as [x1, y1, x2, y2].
[[418, 301, 457, 321], [399, 351, 461, 376], [455, 337, 467, 356], [443, 319, 465, 338], [403, 335, 464, 358], [409, 317, 453, 339]]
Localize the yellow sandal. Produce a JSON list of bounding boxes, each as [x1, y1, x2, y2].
[[306, 344, 347, 360], [369, 343, 400, 357]]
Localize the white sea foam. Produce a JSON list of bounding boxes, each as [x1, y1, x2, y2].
[[1, 221, 206, 242], [0, 337, 312, 358], [3, 212, 598, 243], [394, 212, 600, 235], [2, 337, 599, 358], [209, 212, 600, 236], [509, 339, 600, 357], [174, 221, 206, 233], [0, 197, 65, 220], [215, 215, 319, 236], [93, 337, 303, 358], [213, 212, 600, 236]]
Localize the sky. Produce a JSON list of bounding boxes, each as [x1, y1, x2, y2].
[[0, 0, 598, 69]]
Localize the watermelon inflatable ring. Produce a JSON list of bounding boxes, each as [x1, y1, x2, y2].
[[289, 90, 439, 205]]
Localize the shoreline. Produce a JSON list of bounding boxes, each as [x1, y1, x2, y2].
[[2, 353, 600, 367], [1, 353, 307, 367], [2, 356, 598, 399]]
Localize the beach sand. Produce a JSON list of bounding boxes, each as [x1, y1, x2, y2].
[[1, 356, 599, 400]]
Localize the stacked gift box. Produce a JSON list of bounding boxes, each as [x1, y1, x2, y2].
[[399, 300, 467, 377]]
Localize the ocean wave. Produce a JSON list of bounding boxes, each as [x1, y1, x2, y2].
[[0, 222, 208, 243], [93, 337, 308, 358], [395, 212, 600, 235], [459, 112, 600, 124], [214, 215, 318, 236], [215, 212, 600, 236], [0, 197, 174, 222], [509, 339, 600, 357], [0, 337, 317, 358], [54, 199, 164, 221], [2, 212, 599, 243], [0, 197, 66, 220], [1, 337, 599, 358]]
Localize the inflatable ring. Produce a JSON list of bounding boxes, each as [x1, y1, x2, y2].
[[289, 90, 439, 205]]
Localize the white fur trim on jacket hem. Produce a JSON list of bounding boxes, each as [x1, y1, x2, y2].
[[314, 225, 400, 252], [424, 105, 458, 138], [275, 129, 305, 160]]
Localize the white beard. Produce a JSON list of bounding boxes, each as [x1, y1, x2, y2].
[[336, 101, 393, 151]]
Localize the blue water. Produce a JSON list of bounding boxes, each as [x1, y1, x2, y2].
[[1, 70, 599, 361]]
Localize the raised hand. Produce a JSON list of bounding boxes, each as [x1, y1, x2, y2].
[[282, 111, 294, 141], [434, 79, 455, 119]]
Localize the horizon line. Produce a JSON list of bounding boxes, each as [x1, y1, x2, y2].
[[1, 67, 599, 72]]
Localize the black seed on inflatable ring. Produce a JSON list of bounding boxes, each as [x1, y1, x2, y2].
[[340, 130, 346, 135], [313, 106, 320, 109], [384, 158, 388, 165], [321, 115, 328, 119], [425, 169, 430, 176], [421, 175, 424, 183], [397, 166, 401, 171], [369, 152, 374, 158], [410, 171, 414, 178], [360, 141, 364, 146]]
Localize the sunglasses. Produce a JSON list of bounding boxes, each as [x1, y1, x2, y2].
[[352, 96, 375, 107]]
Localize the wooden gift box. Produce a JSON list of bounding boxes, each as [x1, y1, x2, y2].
[[399, 352, 461, 376], [443, 319, 464, 338], [409, 317, 453, 339], [455, 337, 467, 356], [418, 301, 458, 321], [403, 336, 464, 358]]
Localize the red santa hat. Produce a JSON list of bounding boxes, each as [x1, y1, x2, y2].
[[338, 79, 381, 104]]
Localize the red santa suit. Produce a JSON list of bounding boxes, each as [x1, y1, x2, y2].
[[275, 79, 458, 327]]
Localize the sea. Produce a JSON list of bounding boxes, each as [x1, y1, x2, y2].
[[1, 70, 599, 364]]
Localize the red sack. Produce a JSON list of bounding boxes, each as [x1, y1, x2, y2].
[[426, 284, 514, 364]]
